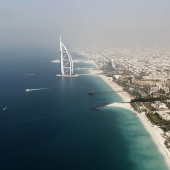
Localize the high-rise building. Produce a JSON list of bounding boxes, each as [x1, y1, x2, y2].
[[60, 36, 73, 75], [111, 59, 116, 69]]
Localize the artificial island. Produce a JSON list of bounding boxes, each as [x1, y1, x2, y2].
[[56, 36, 78, 77]]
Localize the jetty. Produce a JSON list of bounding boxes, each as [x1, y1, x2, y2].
[[94, 102, 130, 110]]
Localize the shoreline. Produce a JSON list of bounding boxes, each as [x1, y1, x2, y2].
[[99, 75, 131, 102], [74, 50, 170, 168], [99, 75, 170, 169]]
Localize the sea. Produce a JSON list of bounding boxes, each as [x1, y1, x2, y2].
[[0, 46, 169, 170]]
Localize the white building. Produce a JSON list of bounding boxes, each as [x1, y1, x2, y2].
[[60, 36, 73, 75]]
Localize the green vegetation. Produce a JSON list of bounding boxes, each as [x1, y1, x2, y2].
[[165, 139, 170, 149], [142, 102, 151, 111], [146, 113, 162, 125], [131, 97, 161, 103], [136, 102, 143, 107], [146, 113, 170, 131], [167, 103, 170, 109]]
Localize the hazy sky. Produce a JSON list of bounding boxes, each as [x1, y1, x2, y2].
[[0, 0, 170, 47]]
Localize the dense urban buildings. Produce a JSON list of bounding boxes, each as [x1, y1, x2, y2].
[[74, 45, 170, 150], [74, 46, 170, 98]]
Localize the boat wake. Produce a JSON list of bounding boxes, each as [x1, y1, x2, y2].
[[27, 74, 34, 76], [18, 74, 35, 77], [2, 107, 8, 111], [25, 88, 50, 92], [24, 74, 34, 76], [25, 87, 73, 92]]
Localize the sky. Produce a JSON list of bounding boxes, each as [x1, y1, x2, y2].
[[0, 0, 170, 47]]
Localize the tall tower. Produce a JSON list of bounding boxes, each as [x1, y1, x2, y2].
[[60, 36, 73, 75], [111, 59, 116, 69]]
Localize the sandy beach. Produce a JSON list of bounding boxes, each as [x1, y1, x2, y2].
[[54, 51, 170, 168], [99, 75, 131, 102], [100, 75, 170, 169], [54, 50, 170, 168]]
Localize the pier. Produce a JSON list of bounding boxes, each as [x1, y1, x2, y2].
[[94, 104, 109, 110], [93, 102, 130, 110], [87, 90, 125, 95]]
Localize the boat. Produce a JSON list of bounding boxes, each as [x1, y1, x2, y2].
[[25, 89, 31, 92], [88, 91, 94, 95]]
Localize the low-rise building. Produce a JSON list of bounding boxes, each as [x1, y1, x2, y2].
[[152, 101, 168, 109], [155, 111, 170, 121]]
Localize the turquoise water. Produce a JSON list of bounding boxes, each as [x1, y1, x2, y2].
[[102, 107, 169, 170], [0, 47, 169, 170]]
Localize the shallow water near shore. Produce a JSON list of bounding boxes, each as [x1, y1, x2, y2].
[[103, 107, 169, 170], [0, 47, 169, 170]]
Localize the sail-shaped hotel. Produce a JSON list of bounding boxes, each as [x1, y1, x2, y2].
[[59, 36, 76, 76]]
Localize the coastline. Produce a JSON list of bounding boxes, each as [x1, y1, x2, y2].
[[99, 75, 131, 102], [99, 75, 170, 169], [67, 50, 170, 168]]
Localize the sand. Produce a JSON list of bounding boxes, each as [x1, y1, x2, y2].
[[100, 75, 170, 169], [54, 52, 170, 168], [99, 75, 131, 102]]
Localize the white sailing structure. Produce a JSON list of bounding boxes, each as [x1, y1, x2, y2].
[[60, 36, 74, 76]]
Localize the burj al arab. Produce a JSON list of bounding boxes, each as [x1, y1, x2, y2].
[[57, 36, 77, 77]]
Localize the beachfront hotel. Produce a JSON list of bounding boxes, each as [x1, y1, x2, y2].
[[60, 36, 74, 76]]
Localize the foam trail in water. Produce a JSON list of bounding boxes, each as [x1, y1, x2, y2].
[[24, 74, 34, 76], [27, 74, 34, 76], [26, 88, 50, 92], [25, 87, 70, 92], [18, 74, 35, 77], [2, 106, 8, 111]]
